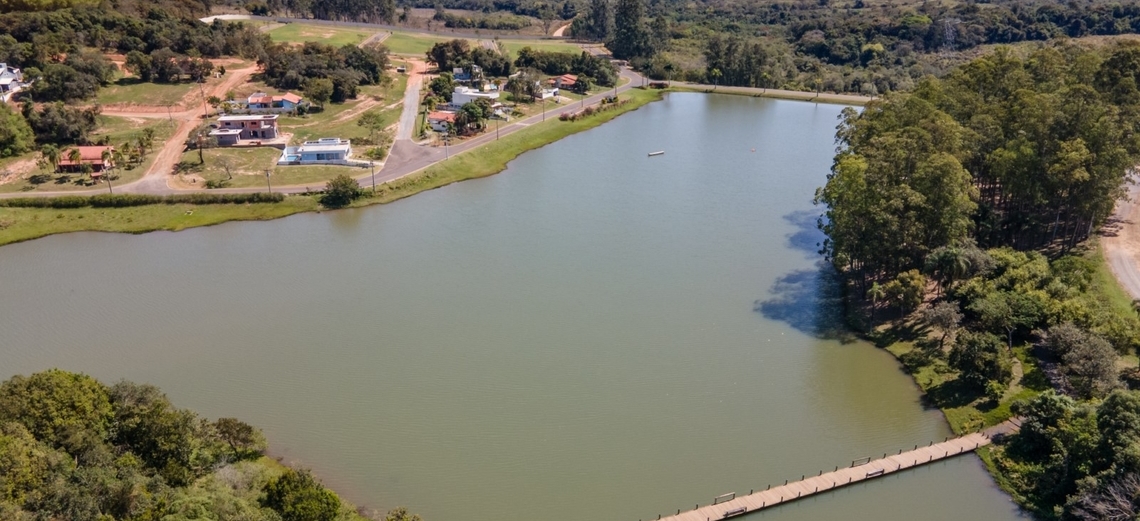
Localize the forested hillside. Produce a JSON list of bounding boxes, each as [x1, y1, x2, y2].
[[0, 369, 412, 521], [812, 41, 1140, 518]]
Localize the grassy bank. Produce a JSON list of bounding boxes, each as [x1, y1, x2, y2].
[[669, 84, 871, 106], [0, 88, 663, 247]]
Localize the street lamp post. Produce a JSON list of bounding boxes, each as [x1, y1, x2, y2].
[[541, 96, 545, 121], [198, 82, 209, 120], [265, 169, 272, 194], [370, 160, 376, 193]]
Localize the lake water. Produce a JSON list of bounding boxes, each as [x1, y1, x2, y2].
[[0, 93, 1028, 521]]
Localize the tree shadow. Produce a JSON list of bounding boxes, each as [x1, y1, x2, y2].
[[754, 263, 856, 342], [115, 76, 146, 87], [27, 173, 52, 185], [784, 209, 826, 257], [54, 175, 72, 185], [924, 377, 982, 409]]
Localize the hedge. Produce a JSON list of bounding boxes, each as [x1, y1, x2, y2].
[[0, 192, 286, 209]]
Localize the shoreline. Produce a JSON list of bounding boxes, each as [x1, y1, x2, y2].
[[668, 84, 873, 106], [0, 88, 665, 248]]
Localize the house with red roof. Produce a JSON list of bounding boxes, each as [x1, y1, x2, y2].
[[549, 74, 577, 89], [244, 91, 306, 112], [57, 146, 114, 174], [428, 111, 457, 132]]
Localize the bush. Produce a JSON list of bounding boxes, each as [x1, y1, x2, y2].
[[320, 175, 362, 208]]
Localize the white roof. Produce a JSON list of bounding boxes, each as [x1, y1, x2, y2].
[[208, 129, 243, 135], [218, 114, 278, 122], [297, 142, 351, 153]]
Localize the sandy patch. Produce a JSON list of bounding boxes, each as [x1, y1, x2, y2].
[[0, 158, 42, 185]]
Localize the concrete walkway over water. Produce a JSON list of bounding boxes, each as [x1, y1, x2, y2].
[[645, 419, 1021, 521]]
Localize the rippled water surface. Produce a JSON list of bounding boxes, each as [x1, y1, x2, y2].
[[0, 93, 1027, 521]]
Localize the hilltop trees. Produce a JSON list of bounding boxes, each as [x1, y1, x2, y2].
[[610, 0, 652, 60], [0, 103, 34, 158]]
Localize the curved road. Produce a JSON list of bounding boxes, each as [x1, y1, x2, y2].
[[1103, 180, 1140, 299]]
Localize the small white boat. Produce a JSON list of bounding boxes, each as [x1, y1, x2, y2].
[[648, 151, 665, 157]]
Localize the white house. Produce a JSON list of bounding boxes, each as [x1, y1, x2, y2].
[[452, 86, 500, 106], [279, 138, 353, 165], [0, 63, 26, 102], [428, 111, 456, 132]]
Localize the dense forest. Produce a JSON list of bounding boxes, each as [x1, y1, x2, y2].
[[0, 369, 417, 521], [812, 41, 1140, 518]]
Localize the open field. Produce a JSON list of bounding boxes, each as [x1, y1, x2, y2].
[[279, 78, 406, 143], [501, 39, 581, 56], [176, 148, 367, 189], [384, 31, 467, 55], [268, 23, 378, 46], [0, 116, 176, 194], [96, 78, 198, 107]]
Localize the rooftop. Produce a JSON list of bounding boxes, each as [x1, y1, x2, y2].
[[58, 146, 114, 165], [218, 114, 279, 121], [428, 111, 457, 122]]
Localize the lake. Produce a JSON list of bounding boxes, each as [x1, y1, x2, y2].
[[0, 93, 1028, 521]]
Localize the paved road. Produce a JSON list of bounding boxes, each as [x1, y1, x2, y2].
[[395, 60, 427, 140], [1103, 180, 1140, 299]]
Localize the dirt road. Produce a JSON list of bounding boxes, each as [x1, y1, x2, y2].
[[396, 60, 427, 140], [1103, 181, 1140, 299]]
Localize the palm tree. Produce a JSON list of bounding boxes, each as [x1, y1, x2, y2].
[[101, 149, 114, 194], [866, 282, 886, 328], [66, 148, 82, 173], [40, 144, 60, 173], [1132, 299, 1140, 318]]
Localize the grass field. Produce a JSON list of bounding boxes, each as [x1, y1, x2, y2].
[[269, 23, 379, 46], [96, 78, 197, 107], [0, 116, 176, 194], [384, 31, 464, 55], [176, 148, 366, 189], [0, 197, 321, 246], [501, 40, 582, 56], [278, 77, 406, 143]]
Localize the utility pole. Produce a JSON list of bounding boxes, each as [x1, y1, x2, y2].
[[106, 168, 114, 194], [495, 116, 500, 140], [444, 133, 449, 160], [198, 82, 209, 120], [265, 169, 272, 194], [541, 96, 545, 121], [167, 105, 173, 127], [370, 160, 376, 193]]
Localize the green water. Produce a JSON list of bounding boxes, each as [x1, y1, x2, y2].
[[0, 93, 1027, 520]]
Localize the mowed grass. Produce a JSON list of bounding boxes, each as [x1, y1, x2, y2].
[[96, 78, 197, 107], [501, 39, 582, 56], [177, 147, 364, 189], [279, 78, 406, 143], [177, 147, 281, 184], [269, 23, 378, 47], [384, 31, 466, 55], [0, 197, 320, 246]]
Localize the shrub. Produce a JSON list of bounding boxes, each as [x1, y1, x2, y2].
[[320, 175, 362, 208]]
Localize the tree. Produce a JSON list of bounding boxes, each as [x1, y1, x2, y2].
[[949, 331, 1012, 389], [923, 301, 962, 351], [38, 144, 59, 172], [970, 290, 1042, 350], [0, 370, 113, 451], [358, 110, 386, 143], [108, 381, 200, 486], [304, 78, 333, 109], [866, 282, 886, 326], [709, 68, 722, 89], [583, 0, 613, 41], [262, 468, 342, 521], [65, 148, 80, 170], [0, 103, 34, 159], [213, 418, 266, 459], [611, 0, 652, 60], [321, 174, 362, 208], [426, 39, 471, 72], [1046, 323, 1119, 399], [386, 507, 423, 521]]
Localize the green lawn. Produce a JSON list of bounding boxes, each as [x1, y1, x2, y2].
[[269, 23, 379, 47], [0, 116, 175, 194], [0, 197, 321, 246], [279, 77, 405, 144], [96, 78, 197, 107], [501, 39, 582, 56], [384, 31, 464, 55], [176, 148, 368, 189]]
